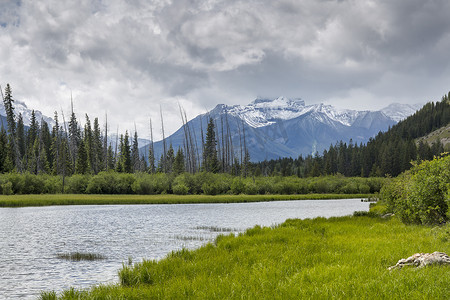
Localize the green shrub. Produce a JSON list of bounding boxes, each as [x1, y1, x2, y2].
[[173, 183, 189, 195], [230, 177, 245, 194], [44, 175, 62, 194], [200, 173, 232, 195], [244, 181, 258, 195], [381, 154, 450, 225], [1, 181, 13, 195], [65, 174, 91, 194]]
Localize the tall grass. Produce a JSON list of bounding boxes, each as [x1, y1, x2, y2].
[[0, 193, 370, 207], [41, 216, 450, 299]]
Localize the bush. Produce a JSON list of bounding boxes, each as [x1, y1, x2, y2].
[[201, 173, 232, 195], [1, 181, 13, 195], [244, 181, 258, 195], [230, 177, 245, 195], [44, 175, 62, 194], [381, 154, 450, 225], [65, 174, 91, 194], [173, 183, 189, 195]]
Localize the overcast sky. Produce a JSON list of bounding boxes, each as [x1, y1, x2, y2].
[[1, 0, 450, 140]]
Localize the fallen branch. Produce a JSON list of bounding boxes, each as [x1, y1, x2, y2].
[[388, 252, 450, 270]]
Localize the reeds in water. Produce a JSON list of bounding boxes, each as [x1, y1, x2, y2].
[[56, 252, 106, 261]]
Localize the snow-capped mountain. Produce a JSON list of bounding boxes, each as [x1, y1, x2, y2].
[[149, 97, 421, 162], [381, 103, 422, 122], [0, 99, 54, 127], [226, 96, 386, 128]]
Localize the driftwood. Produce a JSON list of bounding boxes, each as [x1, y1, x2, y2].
[[388, 252, 450, 270]]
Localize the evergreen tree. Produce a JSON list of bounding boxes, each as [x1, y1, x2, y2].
[[173, 147, 185, 175], [106, 144, 115, 171], [165, 144, 175, 173], [92, 117, 103, 174], [131, 130, 140, 172], [0, 126, 7, 172], [28, 110, 39, 146], [68, 109, 81, 166], [120, 131, 132, 173], [75, 139, 89, 174], [203, 117, 219, 173], [40, 120, 52, 173], [84, 114, 93, 173], [2, 84, 19, 171], [50, 112, 61, 175], [148, 143, 155, 174], [16, 113, 25, 161], [242, 148, 251, 177], [28, 139, 39, 174]]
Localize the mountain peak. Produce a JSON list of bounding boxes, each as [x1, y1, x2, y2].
[[381, 103, 422, 122], [251, 96, 305, 107]]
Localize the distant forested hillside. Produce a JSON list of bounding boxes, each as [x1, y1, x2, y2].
[[253, 92, 450, 177]]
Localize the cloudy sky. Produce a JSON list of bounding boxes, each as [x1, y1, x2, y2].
[[1, 0, 450, 139]]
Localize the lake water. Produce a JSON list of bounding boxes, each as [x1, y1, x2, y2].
[[0, 199, 369, 299]]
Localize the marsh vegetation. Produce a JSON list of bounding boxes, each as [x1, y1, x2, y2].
[[41, 215, 450, 299]]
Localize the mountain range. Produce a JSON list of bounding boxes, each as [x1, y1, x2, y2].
[[148, 97, 422, 162], [0, 96, 421, 162]]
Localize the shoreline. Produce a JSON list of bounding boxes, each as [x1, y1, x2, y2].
[[0, 193, 372, 207]]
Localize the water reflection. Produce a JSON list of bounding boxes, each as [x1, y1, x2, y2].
[[0, 199, 369, 299]]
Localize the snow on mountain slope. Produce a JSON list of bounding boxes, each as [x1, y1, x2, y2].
[[381, 103, 422, 122], [0, 99, 54, 127], [226, 96, 389, 128]]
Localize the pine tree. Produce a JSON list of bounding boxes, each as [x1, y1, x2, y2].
[[165, 144, 175, 173], [84, 114, 93, 173], [242, 148, 250, 177], [148, 143, 155, 174], [2, 84, 20, 171], [120, 131, 132, 173], [106, 144, 115, 170], [16, 113, 25, 162], [50, 112, 61, 175], [68, 109, 81, 166], [40, 120, 52, 174], [28, 110, 39, 146], [203, 117, 219, 173], [173, 148, 185, 175], [131, 130, 140, 172], [92, 117, 103, 174], [0, 126, 7, 172], [75, 139, 89, 174]]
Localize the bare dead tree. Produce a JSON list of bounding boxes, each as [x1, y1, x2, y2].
[[160, 105, 167, 173], [178, 103, 191, 173], [104, 112, 108, 170], [148, 118, 157, 173], [186, 110, 200, 173], [114, 125, 119, 168]]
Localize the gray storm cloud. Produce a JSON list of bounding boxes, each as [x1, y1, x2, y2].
[[1, 0, 450, 139]]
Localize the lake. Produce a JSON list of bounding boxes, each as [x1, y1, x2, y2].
[[0, 199, 369, 299]]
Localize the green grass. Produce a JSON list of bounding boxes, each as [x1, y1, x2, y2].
[[56, 252, 106, 261], [0, 193, 370, 207], [41, 216, 450, 299]]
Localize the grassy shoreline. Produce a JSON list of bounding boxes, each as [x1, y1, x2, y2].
[[41, 215, 450, 299], [0, 193, 371, 207]]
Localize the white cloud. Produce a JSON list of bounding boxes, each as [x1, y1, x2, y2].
[[1, 0, 450, 140]]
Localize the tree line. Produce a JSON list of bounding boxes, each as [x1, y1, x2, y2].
[[1, 83, 448, 183], [0, 84, 250, 181], [252, 93, 449, 178]]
